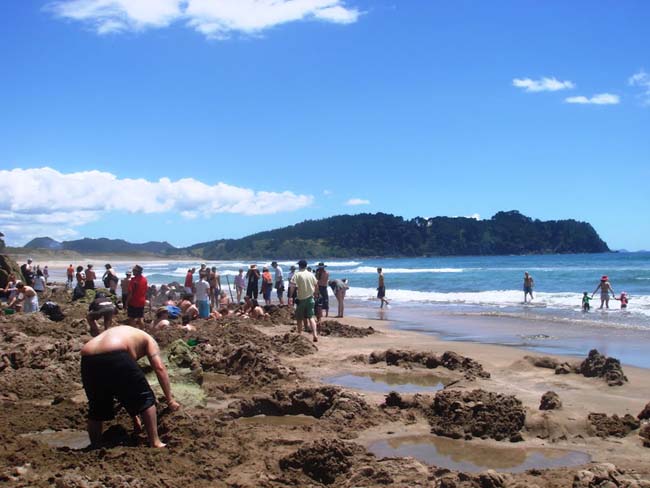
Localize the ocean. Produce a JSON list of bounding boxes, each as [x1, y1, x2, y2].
[[48, 252, 650, 368]]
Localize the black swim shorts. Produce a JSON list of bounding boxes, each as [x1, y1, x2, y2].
[[88, 306, 115, 321], [81, 350, 155, 421], [377, 286, 386, 299], [127, 306, 144, 319]]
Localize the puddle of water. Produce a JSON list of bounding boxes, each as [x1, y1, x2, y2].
[[237, 414, 318, 427], [368, 435, 591, 473], [326, 372, 445, 394], [22, 429, 90, 450]]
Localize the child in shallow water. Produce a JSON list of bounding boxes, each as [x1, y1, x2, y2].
[[615, 292, 629, 309], [582, 292, 592, 312]]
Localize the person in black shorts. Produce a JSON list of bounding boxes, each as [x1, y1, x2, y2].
[[86, 291, 117, 336], [80, 326, 180, 448], [377, 267, 389, 308]]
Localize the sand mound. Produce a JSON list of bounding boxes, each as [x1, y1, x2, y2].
[[369, 349, 490, 380], [587, 413, 640, 438], [225, 386, 375, 429], [279, 438, 363, 484], [318, 320, 376, 338], [526, 350, 628, 387], [0, 328, 83, 399], [579, 349, 628, 386], [540, 391, 562, 410], [427, 389, 526, 441]]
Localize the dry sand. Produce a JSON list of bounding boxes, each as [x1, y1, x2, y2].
[[1, 285, 649, 487]]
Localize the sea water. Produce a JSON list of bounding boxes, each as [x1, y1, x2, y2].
[[48, 253, 650, 367]]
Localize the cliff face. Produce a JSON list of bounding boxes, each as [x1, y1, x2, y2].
[[0, 254, 24, 289]]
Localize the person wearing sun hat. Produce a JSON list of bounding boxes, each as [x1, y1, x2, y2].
[[592, 275, 615, 309]]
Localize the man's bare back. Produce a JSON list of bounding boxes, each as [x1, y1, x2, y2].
[[81, 325, 155, 361]]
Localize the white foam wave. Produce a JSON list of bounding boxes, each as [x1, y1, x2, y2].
[[345, 287, 650, 318], [349, 266, 464, 274]]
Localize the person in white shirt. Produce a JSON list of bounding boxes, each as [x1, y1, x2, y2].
[[194, 272, 211, 318]]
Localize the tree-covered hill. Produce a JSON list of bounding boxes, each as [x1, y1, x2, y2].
[[185, 211, 610, 259], [24, 237, 177, 255]]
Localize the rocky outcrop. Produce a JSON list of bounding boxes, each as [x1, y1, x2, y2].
[[0, 254, 23, 289]]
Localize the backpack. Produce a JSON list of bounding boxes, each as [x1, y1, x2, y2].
[[40, 301, 65, 322]]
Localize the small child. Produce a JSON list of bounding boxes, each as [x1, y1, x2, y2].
[[582, 292, 591, 312], [615, 292, 629, 309]]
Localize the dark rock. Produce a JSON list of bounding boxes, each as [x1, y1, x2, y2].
[[0, 254, 24, 289], [539, 391, 562, 410], [578, 349, 628, 386], [587, 412, 640, 438]]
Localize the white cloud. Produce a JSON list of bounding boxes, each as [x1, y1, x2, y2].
[[0, 167, 313, 244], [48, 0, 360, 38], [564, 93, 620, 105], [629, 70, 650, 105], [512, 77, 575, 93], [346, 198, 370, 206]]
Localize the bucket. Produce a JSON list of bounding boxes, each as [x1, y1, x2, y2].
[[4, 308, 15, 315]]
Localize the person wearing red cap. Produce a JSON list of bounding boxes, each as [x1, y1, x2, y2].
[[592, 275, 615, 309]]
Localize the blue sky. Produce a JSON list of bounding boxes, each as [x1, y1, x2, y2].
[[1, 0, 649, 250]]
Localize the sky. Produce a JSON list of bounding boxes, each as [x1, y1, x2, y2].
[[1, 0, 649, 250]]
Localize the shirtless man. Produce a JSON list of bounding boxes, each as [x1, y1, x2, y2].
[[377, 268, 389, 308], [80, 326, 180, 448], [209, 267, 221, 311], [523, 272, 534, 303], [120, 271, 131, 308], [592, 275, 615, 309], [10, 282, 39, 313]]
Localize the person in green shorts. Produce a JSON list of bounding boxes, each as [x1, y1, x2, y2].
[[292, 259, 319, 342]]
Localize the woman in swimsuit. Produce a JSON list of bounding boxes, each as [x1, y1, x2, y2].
[[592, 275, 615, 309]]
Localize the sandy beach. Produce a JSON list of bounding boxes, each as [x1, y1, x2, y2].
[[2, 279, 650, 487]]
